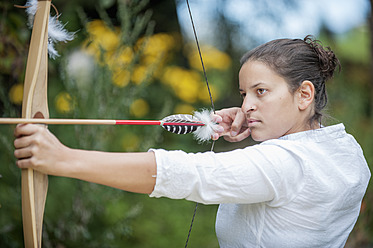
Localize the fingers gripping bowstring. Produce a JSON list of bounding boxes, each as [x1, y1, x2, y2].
[[185, 0, 216, 247]]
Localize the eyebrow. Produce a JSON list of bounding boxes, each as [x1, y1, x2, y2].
[[250, 82, 266, 89], [239, 82, 266, 92]]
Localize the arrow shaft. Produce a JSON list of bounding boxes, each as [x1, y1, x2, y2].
[[0, 118, 204, 126]]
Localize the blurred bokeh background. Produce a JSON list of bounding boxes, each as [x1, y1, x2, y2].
[[0, 0, 371, 247]]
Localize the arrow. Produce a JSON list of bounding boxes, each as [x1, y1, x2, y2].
[[0, 113, 215, 136]]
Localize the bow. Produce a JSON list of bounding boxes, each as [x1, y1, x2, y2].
[[20, 0, 50, 247]]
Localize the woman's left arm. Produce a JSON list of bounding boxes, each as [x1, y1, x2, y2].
[[13, 124, 157, 194]]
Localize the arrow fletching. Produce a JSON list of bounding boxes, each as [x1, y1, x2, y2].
[[161, 114, 203, 134], [161, 109, 218, 142]]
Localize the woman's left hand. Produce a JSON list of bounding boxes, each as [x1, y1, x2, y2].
[[13, 124, 70, 176]]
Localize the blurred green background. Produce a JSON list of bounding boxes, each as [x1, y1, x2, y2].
[[0, 0, 372, 247]]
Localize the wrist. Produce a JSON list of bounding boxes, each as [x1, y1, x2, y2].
[[57, 147, 80, 178]]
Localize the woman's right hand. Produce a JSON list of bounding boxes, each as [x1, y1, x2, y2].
[[211, 107, 250, 142]]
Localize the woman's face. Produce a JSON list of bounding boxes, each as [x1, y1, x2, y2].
[[239, 60, 310, 141]]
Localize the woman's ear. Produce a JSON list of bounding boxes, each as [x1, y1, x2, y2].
[[297, 80, 315, 111]]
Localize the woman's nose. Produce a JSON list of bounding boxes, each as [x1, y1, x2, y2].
[[241, 98, 256, 113]]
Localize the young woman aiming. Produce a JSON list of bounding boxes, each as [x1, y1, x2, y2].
[[14, 36, 370, 247]]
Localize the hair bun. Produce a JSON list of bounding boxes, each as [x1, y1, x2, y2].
[[304, 35, 341, 82]]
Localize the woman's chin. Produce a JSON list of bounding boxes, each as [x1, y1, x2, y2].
[[250, 132, 265, 142], [250, 131, 276, 142]]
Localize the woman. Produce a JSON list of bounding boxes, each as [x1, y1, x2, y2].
[[14, 36, 370, 247]]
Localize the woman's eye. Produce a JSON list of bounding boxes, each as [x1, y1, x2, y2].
[[240, 93, 246, 99], [257, 89, 267, 95]]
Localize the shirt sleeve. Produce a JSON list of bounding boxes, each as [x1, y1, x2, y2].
[[149, 142, 305, 205]]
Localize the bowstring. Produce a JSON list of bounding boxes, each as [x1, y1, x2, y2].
[[185, 0, 215, 114], [185, 0, 216, 247]]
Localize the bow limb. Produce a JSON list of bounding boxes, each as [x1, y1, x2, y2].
[[21, 0, 51, 247]]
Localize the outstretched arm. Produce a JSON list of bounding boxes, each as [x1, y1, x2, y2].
[[14, 124, 156, 194]]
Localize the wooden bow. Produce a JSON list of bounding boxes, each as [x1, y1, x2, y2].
[[21, 0, 51, 247]]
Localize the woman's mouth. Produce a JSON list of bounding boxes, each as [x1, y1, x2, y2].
[[248, 119, 260, 127]]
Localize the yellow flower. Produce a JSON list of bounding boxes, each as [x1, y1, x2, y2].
[[55, 92, 74, 114], [107, 46, 134, 68], [174, 104, 195, 114], [131, 65, 148, 85], [174, 77, 200, 103], [130, 99, 149, 118], [161, 66, 183, 85], [161, 66, 203, 103], [9, 84, 23, 105], [112, 69, 131, 88], [140, 33, 175, 56], [108, 47, 135, 88], [187, 44, 231, 71], [85, 20, 120, 62], [142, 53, 162, 66], [121, 133, 140, 152], [87, 20, 119, 51], [138, 33, 176, 66]]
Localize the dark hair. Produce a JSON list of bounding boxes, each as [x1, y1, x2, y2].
[[240, 35, 341, 124]]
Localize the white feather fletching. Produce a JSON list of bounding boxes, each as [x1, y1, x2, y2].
[[25, 0, 75, 59], [193, 109, 219, 142]]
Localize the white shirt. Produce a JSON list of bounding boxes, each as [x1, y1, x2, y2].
[[149, 124, 370, 247]]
